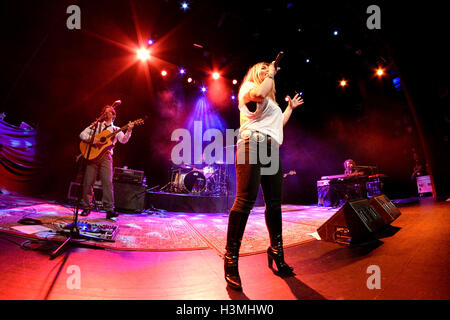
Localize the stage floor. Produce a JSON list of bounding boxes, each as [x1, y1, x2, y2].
[[0, 194, 449, 300]]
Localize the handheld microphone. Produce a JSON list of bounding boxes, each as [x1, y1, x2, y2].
[[274, 51, 284, 69], [111, 100, 122, 108]]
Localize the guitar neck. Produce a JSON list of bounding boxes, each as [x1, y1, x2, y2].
[[104, 124, 129, 139]]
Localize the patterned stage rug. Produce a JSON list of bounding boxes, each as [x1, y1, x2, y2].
[[0, 195, 338, 255], [184, 205, 339, 256]]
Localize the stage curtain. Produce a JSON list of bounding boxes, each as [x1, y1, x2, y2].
[[0, 118, 41, 193]]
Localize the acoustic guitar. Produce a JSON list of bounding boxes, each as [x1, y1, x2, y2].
[[80, 118, 144, 160]]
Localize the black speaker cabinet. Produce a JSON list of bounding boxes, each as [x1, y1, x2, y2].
[[369, 194, 401, 224], [113, 182, 146, 212], [317, 198, 387, 245]]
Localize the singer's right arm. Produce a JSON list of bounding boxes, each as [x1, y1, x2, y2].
[[243, 62, 277, 104], [80, 126, 94, 142]]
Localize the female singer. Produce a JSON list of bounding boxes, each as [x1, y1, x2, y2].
[[224, 60, 304, 290]]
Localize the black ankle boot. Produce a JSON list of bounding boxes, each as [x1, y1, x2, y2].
[[267, 235, 294, 275], [224, 241, 242, 291]]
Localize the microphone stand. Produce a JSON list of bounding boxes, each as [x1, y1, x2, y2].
[[50, 115, 103, 259]]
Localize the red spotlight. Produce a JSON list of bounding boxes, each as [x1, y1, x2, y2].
[[136, 48, 151, 62], [339, 79, 348, 87], [212, 72, 220, 80], [161, 70, 167, 77], [376, 67, 385, 77]]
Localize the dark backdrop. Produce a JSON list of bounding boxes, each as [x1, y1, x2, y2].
[[0, 0, 448, 203]]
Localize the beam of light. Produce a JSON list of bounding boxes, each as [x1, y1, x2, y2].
[[148, 39, 154, 45], [129, 0, 146, 49], [184, 96, 227, 164], [201, 86, 207, 93], [83, 57, 138, 102]]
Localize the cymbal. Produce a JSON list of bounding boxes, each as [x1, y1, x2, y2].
[[369, 174, 387, 178]]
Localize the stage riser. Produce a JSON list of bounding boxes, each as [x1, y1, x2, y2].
[[146, 191, 235, 213]]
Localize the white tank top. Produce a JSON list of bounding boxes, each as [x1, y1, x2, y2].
[[238, 81, 284, 145]]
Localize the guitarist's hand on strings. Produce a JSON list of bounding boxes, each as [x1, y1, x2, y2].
[[127, 121, 134, 132]]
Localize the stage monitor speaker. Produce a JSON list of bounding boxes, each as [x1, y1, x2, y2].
[[369, 194, 401, 224], [317, 198, 387, 245], [113, 182, 146, 212]]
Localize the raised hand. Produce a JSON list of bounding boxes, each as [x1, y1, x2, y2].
[[287, 93, 304, 109]]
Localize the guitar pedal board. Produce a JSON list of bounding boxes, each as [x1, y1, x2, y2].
[[56, 221, 119, 242]]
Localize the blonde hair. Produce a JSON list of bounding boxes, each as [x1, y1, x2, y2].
[[239, 62, 277, 104]]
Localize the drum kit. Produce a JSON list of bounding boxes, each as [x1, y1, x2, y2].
[[164, 162, 229, 196]]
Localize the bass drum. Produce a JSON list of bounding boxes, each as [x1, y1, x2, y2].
[[179, 170, 206, 193]]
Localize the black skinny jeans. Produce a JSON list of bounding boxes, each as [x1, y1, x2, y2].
[[227, 135, 283, 247]]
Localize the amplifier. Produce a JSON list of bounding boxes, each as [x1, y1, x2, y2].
[[114, 182, 146, 212], [113, 167, 145, 185], [67, 181, 103, 207]]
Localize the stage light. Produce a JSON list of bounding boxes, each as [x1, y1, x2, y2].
[[181, 1, 189, 10], [212, 72, 220, 80], [333, 30, 339, 36], [232, 79, 238, 85], [285, 96, 289, 102], [161, 70, 167, 77], [306, 58, 310, 63], [148, 39, 154, 45], [231, 95, 236, 100], [376, 67, 385, 77], [136, 48, 150, 62], [179, 68, 186, 74], [340, 79, 348, 87], [201, 86, 207, 93], [393, 77, 401, 91], [187, 77, 193, 83]]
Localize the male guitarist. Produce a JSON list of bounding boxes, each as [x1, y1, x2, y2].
[[79, 105, 134, 220]]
